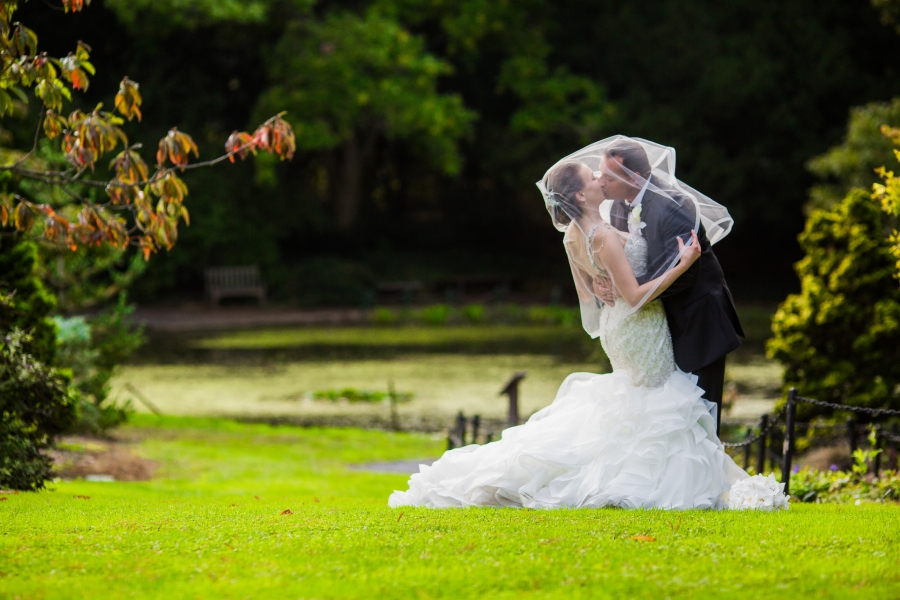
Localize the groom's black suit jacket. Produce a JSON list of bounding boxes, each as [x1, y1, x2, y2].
[[609, 181, 744, 373]]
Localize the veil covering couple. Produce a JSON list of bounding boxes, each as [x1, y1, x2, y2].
[[389, 136, 788, 511]]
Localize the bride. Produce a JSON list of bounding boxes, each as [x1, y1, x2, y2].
[[388, 138, 787, 511]]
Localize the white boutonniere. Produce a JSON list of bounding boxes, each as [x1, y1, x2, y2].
[[628, 204, 647, 237]]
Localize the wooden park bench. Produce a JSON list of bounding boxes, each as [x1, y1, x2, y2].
[[204, 265, 267, 307]]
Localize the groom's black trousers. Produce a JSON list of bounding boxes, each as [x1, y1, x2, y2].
[[695, 354, 727, 435]]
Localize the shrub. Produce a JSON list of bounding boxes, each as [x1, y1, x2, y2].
[[462, 304, 485, 323], [767, 190, 900, 419], [0, 238, 76, 490], [54, 295, 145, 434], [372, 307, 398, 325], [312, 388, 413, 403], [527, 305, 579, 326], [0, 329, 76, 491], [421, 304, 450, 326]]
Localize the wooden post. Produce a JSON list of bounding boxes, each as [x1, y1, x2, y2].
[[486, 431, 494, 444], [873, 427, 882, 477], [890, 424, 899, 471], [499, 371, 528, 427], [781, 388, 797, 495], [742, 428, 751, 470], [756, 414, 768, 475], [446, 432, 455, 451], [455, 411, 467, 446], [388, 380, 400, 432], [848, 419, 857, 455], [471, 414, 481, 445]]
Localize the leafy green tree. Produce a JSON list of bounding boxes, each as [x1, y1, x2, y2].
[[0, 0, 293, 488], [255, 10, 475, 229], [0, 235, 57, 363], [807, 99, 900, 211], [767, 188, 900, 419], [874, 125, 900, 277]]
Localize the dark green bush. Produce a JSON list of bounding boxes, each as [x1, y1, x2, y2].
[[0, 328, 76, 491], [768, 189, 900, 419], [0, 237, 76, 490], [420, 304, 450, 326]]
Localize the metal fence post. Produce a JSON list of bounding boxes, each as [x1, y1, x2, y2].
[[455, 411, 467, 446], [781, 388, 797, 495], [848, 418, 857, 455], [890, 423, 899, 471], [873, 427, 882, 477], [742, 428, 751, 470], [757, 414, 768, 474]]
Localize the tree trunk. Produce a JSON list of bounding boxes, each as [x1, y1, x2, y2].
[[336, 133, 361, 230]]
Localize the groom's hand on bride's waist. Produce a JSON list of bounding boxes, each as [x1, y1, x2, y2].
[[593, 275, 617, 306]]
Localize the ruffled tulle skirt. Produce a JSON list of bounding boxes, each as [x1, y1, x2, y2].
[[388, 370, 749, 510]]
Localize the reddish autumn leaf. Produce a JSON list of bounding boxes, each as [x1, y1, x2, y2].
[[313, 497, 320, 503], [74, 495, 90, 500], [250, 113, 296, 161], [629, 535, 656, 542], [224, 130, 255, 162], [0, 497, 6, 502], [281, 509, 293, 515]]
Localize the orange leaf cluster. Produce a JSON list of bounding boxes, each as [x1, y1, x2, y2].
[[62, 0, 91, 13], [115, 77, 142, 122], [63, 107, 125, 170], [0, 0, 294, 259], [156, 128, 199, 168]]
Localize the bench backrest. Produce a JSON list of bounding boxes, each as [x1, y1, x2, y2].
[[204, 266, 263, 289]]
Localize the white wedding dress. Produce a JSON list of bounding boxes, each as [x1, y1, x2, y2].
[[389, 234, 785, 510]]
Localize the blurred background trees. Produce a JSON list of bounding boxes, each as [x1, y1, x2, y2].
[[21, 0, 898, 304]]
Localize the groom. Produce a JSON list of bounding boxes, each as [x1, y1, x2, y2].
[[595, 140, 743, 434]]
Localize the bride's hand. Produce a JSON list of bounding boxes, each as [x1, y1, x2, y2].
[[677, 230, 701, 269]]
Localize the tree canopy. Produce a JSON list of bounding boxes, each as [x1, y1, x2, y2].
[[12, 0, 900, 303]]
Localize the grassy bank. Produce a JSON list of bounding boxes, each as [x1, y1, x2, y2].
[[2, 416, 898, 599]]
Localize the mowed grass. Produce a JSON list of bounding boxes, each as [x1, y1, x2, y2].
[[2, 416, 899, 599]]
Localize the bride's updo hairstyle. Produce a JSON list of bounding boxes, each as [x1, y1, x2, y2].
[[543, 160, 585, 226]]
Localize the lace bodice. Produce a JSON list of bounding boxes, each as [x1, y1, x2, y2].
[[593, 232, 676, 388]]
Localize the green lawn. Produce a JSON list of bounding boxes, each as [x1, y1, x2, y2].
[[2, 416, 898, 599]]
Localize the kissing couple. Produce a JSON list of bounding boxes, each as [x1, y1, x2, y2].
[[390, 136, 788, 511]]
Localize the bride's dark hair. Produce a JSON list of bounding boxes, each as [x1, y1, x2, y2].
[[543, 160, 584, 226]]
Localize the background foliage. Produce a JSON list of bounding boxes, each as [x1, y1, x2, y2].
[[768, 188, 900, 418], [15, 0, 900, 303]]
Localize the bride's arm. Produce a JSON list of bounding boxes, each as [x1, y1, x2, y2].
[[593, 229, 701, 308]]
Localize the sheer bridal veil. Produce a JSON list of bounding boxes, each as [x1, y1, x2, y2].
[[536, 135, 734, 338]]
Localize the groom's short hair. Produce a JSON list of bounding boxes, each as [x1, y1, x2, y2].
[[604, 140, 652, 180]]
